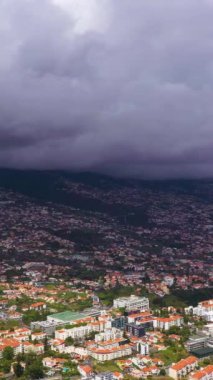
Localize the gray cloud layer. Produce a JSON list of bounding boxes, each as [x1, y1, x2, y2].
[[0, 0, 213, 178]]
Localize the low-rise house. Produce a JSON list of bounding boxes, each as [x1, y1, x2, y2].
[[30, 302, 46, 311], [113, 372, 123, 380], [169, 356, 198, 380], [50, 338, 65, 352], [78, 364, 93, 377], [43, 357, 66, 369], [22, 341, 44, 354], [189, 365, 213, 380], [0, 338, 22, 357], [31, 332, 47, 341], [8, 312, 23, 320], [0, 300, 8, 309], [140, 365, 160, 377], [95, 372, 113, 380]]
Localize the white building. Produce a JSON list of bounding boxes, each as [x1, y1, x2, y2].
[[164, 276, 174, 287], [78, 364, 93, 378], [153, 315, 183, 331], [88, 344, 132, 361], [192, 300, 213, 322], [202, 324, 213, 337], [95, 328, 123, 343], [55, 322, 100, 340], [22, 342, 44, 354], [113, 295, 149, 312], [169, 356, 198, 380], [63, 345, 87, 357], [189, 365, 213, 380], [31, 332, 47, 341], [136, 342, 149, 355], [95, 373, 113, 380], [0, 339, 22, 358]]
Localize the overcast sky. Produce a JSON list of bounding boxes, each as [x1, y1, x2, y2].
[[1, 0, 213, 179]]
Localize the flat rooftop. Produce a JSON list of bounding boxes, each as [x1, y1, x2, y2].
[[190, 347, 213, 358], [188, 334, 207, 341], [48, 310, 87, 322]]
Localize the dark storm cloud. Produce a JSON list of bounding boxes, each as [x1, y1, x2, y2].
[[0, 0, 213, 178]]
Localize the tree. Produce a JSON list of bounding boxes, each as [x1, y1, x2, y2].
[[13, 362, 24, 378], [2, 346, 14, 360], [65, 336, 74, 346], [0, 359, 11, 374], [203, 358, 210, 365], [27, 361, 44, 379], [85, 331, 96, 341], [25, 352, 37, 366], [44, 335, 49, 352]]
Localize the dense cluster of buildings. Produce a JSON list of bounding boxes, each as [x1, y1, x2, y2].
[[0, 178, 212, 379], [0, 183, 212, 294], [0, 286, 213, 379]]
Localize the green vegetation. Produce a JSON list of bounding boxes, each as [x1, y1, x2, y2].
[[2, 346, 14, 361], [98, 284, 213, 310], [13, 362, 24, 378], [149, 377, 173, 380], [85, 331, 96, 340], [198, 356, 213, 366], [26, 360, 44, 379], [62, 361, 79, 377], [0, 359, 11, 374], [0, 320, 21, 330], [76, 268, 105, 281], [165, 326, 191, 342], [12, 353, 44, 379], [0, 286, 5, 295], [93, 359, 120, 373], [71, 297, 93, 311], [0, 348, 15, 374], [172, 288, 213, 307], [22, 310, 49, 324], [45, 284, 57, 290], [153, 343, 188, 366], [150, 294, 187, 309], [65, 336, 74, 346], [8, 295, 34, 309], [64, 322, 87, 329], [58, 290, 78, 300], [98, 286, 136, 306]]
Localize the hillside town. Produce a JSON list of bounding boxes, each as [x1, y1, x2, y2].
[[0, 175, 212, 379], [0, 177, 212, 295]]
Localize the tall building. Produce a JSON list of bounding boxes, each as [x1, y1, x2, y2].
[[137, 342, 149, 355], [125, 323, 145, 338]]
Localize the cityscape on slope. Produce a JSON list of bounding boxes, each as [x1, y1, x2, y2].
[[0, 170, 212, 379]]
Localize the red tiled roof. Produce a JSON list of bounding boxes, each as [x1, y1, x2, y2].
[[191, 365, 213, 380], [172, 356, 197, 371]]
